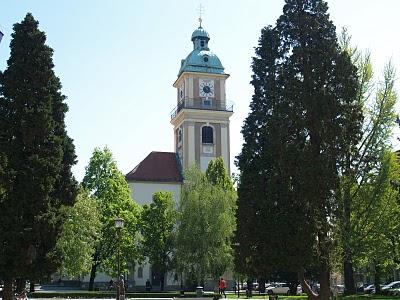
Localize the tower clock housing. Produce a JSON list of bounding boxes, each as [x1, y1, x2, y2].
[[170, 25, 233, 173]]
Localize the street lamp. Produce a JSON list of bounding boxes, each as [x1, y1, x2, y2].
[[115, 217, 124, 300]]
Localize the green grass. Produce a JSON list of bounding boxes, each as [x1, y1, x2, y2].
[[226, 294, 400, 300], [28, 291, 400, 299], [29, 291, 198, 298]]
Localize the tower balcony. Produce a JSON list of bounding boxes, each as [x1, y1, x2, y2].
[[170, 97, 234, 120]]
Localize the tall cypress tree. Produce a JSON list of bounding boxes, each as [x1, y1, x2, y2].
[[235, 1, 363, 299], [0, 13, 77, 299]]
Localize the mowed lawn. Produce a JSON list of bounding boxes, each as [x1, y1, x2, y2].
[[226, 294, 400, 300]]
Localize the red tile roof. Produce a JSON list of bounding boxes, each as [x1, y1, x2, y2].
[[126, 151, 183, 183]]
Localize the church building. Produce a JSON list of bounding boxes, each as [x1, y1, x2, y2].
[[125, 21, 233, 290]]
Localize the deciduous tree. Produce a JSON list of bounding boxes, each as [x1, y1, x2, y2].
[[56, 189, 101, 278], [82, 147, 140, 291], [351, 151, 400, 292], [140, 191, 177, 291], [177, 160, 236, 286], [335, 31, 398, 294]]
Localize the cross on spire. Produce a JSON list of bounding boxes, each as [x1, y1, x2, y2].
[[197, 3, 205, 27]]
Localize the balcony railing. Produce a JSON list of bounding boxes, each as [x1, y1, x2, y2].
[[170, 97, 234, 120]]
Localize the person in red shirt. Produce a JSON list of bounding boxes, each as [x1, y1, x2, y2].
[[219, 277, 227, 298]]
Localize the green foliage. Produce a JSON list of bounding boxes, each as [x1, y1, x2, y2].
[[351, 152, 400, 273], [0, 13, 77, 282], [82, 147, 140, 280], [234, 0, 363, 296], [334, 30, 399, 293], [177, 161, 237, 285], [56, 189, 101, 278], [140, 191, 177, 291], [206, 157, 235, 192]]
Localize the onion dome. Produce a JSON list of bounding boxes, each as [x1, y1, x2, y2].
[[178, 26, 225, 76]]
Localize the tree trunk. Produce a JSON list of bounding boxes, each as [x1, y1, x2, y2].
[[16, 278, 25, 293], [318, 267, 331, 300], [374, 264, 381, 294], [343, 259, 355, 294], [343, 164, 356, 295], [160, 273, 165, 291], [3, 278, 14, 300], [89, 262, 98, 291], [298, 269, 319, 300], [30, 281, 35, 292], [258, 278, 266, 294]]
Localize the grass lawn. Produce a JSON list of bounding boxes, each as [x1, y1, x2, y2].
[[226, 294, 400, 300]]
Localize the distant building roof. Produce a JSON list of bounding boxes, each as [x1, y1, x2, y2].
[[126, 151, 182, 183]]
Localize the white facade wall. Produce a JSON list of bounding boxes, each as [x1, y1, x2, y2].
[[128, 181, 181, 205], [128, 180, 182, 289]]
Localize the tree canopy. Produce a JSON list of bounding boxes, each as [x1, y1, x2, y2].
[[56, 189, 101, 278], [177, 159, 237, 286], [0, 13, 77, 299], [234, 0, 363, 298], [140, 191, 177, 291], [335, 31, 399, 294], [82, 147, 141, 290]]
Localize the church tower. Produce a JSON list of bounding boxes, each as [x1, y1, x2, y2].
[[170, 23, 233, 173]]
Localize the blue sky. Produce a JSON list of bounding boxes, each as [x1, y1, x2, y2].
[[1, 0, 400, 181]]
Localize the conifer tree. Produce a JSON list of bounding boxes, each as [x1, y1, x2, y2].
[[0, 13, 77, 300], [235, 1, 363, 299]]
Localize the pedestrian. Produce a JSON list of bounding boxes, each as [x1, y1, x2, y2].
[[219, 277, 227, 298], [108, 279, 114, 291], [145, 279, 152, 292], [119, 275, 125, 300], [246, 279, 252, 298]]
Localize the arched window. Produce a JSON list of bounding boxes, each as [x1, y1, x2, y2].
[[138, 266, 143, 278], [202, 126, 213, 144]]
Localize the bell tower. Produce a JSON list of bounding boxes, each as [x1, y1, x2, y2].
[[170, 23, 233, 173]]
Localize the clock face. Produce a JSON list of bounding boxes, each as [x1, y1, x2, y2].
[[199, 79, 214, 98]]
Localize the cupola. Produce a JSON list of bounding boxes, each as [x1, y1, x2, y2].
[[191, 26, 210, 50], [178, 24, 225, 76]]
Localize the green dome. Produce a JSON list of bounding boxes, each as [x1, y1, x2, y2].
[[179, 50, 224, 76], [178, 26, 225, 76]]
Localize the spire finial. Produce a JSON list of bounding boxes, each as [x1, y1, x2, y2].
[[197, 3, 204, 27]]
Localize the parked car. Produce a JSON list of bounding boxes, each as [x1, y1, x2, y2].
[[266, 283, 290, 295], [265, 283, 274, 289], [364, 284, 375, 294], [381, 281, 400, 295], [331, 284, 345, 294], [392, 288, 400, 296]]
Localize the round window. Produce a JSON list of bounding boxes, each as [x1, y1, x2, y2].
[[203, 56, 209, 62]]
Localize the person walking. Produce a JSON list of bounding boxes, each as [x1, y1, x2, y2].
[[145, 279, 152, 292], [219, 278, 227, 298]]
